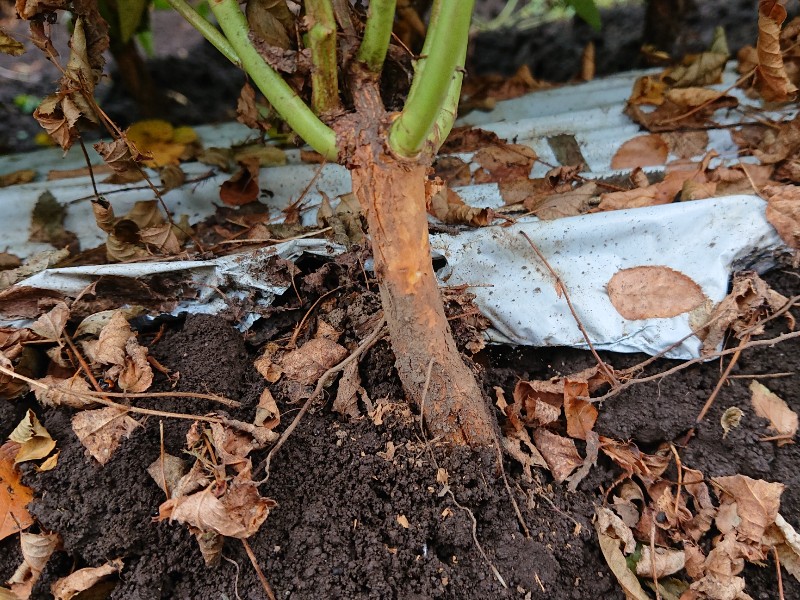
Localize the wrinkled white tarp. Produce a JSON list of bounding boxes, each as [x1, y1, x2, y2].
[[0, 67, 791, 358]]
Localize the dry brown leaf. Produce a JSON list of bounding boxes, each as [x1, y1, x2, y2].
[[332, 360, 362, 419], [433, 156, 472, 187], [563, 379, 598, 440], [115, 337, 153, 393], [625, 89, 738, 131], [700, 271, 792, 355], [30, 302, 69, 342], [220, 157, 261, 206], [254, 388, 280, 428], [34, 375, 93, 409], [0, 169, 35, 188], [280, 338, 348, 385], [763, 513, 800, 582], [664, 27, 729, 87], [755, 0, 798, 102], [530, 183, 597, 220], [533, 429, 582, 483], [71, 407, 140, 465], [713, 475, 784, 544], [749, 380, 798, 444], [513, 379, 562, 426], [51, 559, 123, 600], [473, 143, 537, 183], [0, 442, 34, 542], [7, 531, 61, 599], [146, 454, 188, 497], [427, 184, 494, 226], [160, 477, 275, 538], [501, 427, 548, 481], [635, 545, 686, 579], [0, 27, 25, 56], [689, 533, 753, 600], [595, 507, 651, 600], [600, 437, 671, 487], [763, 184, 800, 249], [611, 134, 669, 170], [607, 266, 707, 320], [9, 410, 56, 465], [93, 312, 132, 365]]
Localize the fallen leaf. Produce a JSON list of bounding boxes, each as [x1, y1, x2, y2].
[[29, 191, 75, 248], [71, 407, 140, 465], [607, 266, 707, 320], [763, 513, 800, 582], [713, 475, 784, 544], [0, 442, 34, 541], [749, 381, 798, 444], [473, 143, 537, 183], [9, 410, 56, 465], [533, 429, 582, 483], [600, 437, 671, 487], [254, 388, 280, 428], [126, 120, 197, 167], [332, 360, 362, 419], [664, 27, 729, 87], [220, 157, 261, 206], [160, 477, 275, 538], [595, 507, 650, 600], [755, 0, 798, 101], [34, 375, 94, 409], [146, 454, 188, 497], [7, 531, 61, 599], [563, 378, 598, 440], [51, 558, 123, 600], [635, 545, 686, 579], [501, 427, 548, 481], [763, 184, 800, 249], [611, 134, 669, 169], [0, 28, 25, 56], [513, 379, 562, 426], [31, 301, 69, 342], [0, 169, 35, 188], [280, 338, 348, 385], [721, 407, 744, 439]]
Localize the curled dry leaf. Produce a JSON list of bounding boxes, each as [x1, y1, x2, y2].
[[600, 437, 672, 487], [51, 559, 123, 600], [713, 474, 784, 544], [160, 477, 276, 539], [532, 429, 582, 483], [763, 513, 800, 582], [563, 378, 598, 440], [699, 271, 793, 355], [280, 338, 348, 385], [635, 545, 686, 579], [594, 507, 650, 600], [30, 302, 69, 342], [763, 183, 800, 249], [7, 531, 61, 599], [427, 182, 494, 227], [220, 157, 261, 206], [71, 407, 140, 466], [755, 0, 798, 102], [0, 27, 25, 56], [332, 360, 363, 419], [749, 380, 798, 444], [34, 375, 94, 409], [501, 427, 548, 481], [664, 26, 729, 88], [93, 312, 153, 393], [254, 388, 280, 428], [9, 410, 56, 465], [607, 266, 708, 320], [0, 442, 34, 542]]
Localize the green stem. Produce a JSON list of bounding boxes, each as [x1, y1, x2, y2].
[[166, 0, 240, 66], [357, 0, 397, 73], [388, 0, 475, 158], [305, 0, 342, 116], [208, 0, 337, 160], [427, 33, 467, 152]]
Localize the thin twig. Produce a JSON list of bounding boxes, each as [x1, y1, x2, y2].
[[650, 521, 662, 600], [256, 318, 387, 484], [728, 372, 795, 379], [241, 539, 276, 600], [519, 231, 618, 386], [695, 334, 750, 424], [774, 546, 785, 600], [589, 330, 800, 404]]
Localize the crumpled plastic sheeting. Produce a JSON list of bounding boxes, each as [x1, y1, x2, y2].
[[3, 239, 343, 330], [431, 195, 784, 359]]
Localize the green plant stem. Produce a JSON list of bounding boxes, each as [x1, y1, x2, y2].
[[305, 0, 342, 116], [388, 0, 475, 157], [208, 0, 338, 160], [166, 0, 240, 66], [357, 0, 397, 73], [427, 21, 468, 152]]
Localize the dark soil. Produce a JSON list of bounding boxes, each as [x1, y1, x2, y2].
[[0, 255, 797, 599]]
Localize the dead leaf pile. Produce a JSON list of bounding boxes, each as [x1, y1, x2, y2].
[[155, 421, 277, 565]]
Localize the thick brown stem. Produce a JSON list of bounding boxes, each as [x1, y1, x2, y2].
[[351, 149, 496, 446]]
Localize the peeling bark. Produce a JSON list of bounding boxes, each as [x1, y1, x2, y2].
[[351, 148, 496, 446]]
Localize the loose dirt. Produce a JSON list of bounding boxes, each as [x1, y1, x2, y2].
[[0, 256, 796, 599]]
